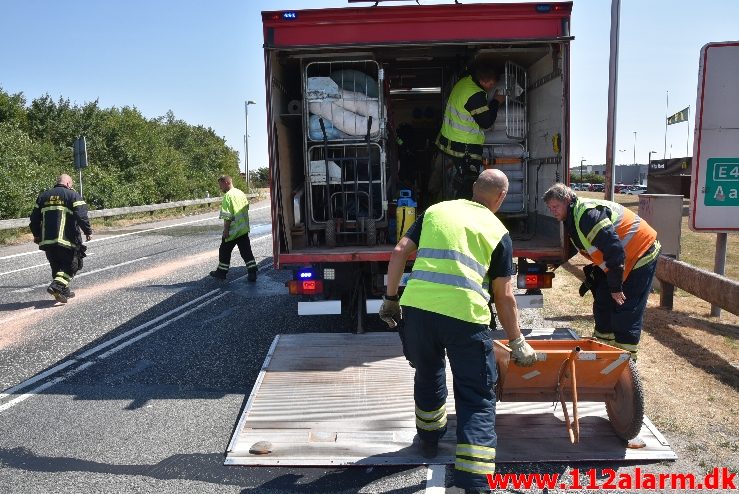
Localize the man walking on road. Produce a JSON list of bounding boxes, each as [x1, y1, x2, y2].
[[210, 175, 257, 282], [544, 183, 660, 359], [29, 174, 92, 303], [380, 169, 536, 494]]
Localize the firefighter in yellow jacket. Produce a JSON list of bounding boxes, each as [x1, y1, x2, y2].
[[209, 175, 257, 282], [29, 174, 92, 303], [544, 183, 660, 359], [434, 62, 504, 200], [380, 169, 536, 494]]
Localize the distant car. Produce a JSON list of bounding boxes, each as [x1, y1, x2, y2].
[[624, 185, 647, 195], [589, 183, 605, 192], [571, 183, 590, 191], [614, 183, 629, 193]]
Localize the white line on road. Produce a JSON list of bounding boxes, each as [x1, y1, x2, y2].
[[425, 465, 447, 493], [0, 262, 49, 276], [0, 287, 229, 412], [12, 256, 150, 293], [0, 206, 270, 262]]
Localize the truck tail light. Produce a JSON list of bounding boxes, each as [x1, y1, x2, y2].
[[288, 279, 324, 295], [517, 272, 554, 289]]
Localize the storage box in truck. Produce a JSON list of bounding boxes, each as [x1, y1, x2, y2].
[[263, 1, 572, 332]]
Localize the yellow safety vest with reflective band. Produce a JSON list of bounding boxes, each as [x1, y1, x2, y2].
[[573, 199, 658, 279], [400, 199, 507, 324], [220, 188, 250, 242], [438, 76, 487, 151]]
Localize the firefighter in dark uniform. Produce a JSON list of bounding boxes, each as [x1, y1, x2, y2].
[[29, 174, 92, 303], [544, 183, 660, 359], [434, 62, 504, 201], [380, 169, 537, 494]]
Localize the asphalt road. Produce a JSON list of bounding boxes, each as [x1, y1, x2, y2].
[[1, 203, 691, 494], [0, 201, 429, 494]]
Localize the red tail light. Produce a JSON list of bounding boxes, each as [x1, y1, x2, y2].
[[517, 272, 554, 289], [287, 279, 324, 295]]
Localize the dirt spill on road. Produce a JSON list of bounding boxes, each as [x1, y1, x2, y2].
[[0, 249, 218, 350]]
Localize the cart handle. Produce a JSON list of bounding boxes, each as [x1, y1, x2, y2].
[[558, 347, 581, 444]]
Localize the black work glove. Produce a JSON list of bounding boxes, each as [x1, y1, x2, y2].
[[379, 296, 401, 328], [579, 264, 601, 297]]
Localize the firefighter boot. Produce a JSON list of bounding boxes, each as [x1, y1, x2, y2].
[[209, 269, 227, 280], [47, 281, 68, 304], [247, 267, 257, 282], [61, 286, 75, 300], [420, 439, 438, 459]]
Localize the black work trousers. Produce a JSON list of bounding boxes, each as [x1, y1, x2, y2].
[[401, 306, 497, 491], [45, 245, 75, 287], [218, 234, 256, 273]]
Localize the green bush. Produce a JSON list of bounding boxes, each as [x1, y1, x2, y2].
[[0, 87, 240, 219]]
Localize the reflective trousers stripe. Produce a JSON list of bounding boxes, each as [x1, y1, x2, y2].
[[416, 404, 447, 431]]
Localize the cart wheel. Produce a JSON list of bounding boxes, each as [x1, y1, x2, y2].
[[325, 221, 336, 248], [605, 359, 644, 441], [366, 218, 377, 246]]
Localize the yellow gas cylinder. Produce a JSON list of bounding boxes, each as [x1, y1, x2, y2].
[[396, 189, 417, 240]]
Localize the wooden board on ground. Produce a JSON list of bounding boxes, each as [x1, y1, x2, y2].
[[225, 330, 676, 466]]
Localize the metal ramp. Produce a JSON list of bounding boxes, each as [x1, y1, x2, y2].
[[225, 329, 676, 466]]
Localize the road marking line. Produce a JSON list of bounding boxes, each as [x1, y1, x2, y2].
[[425, 464, 446, 493], [76, 288, 221, 359], [0, 262, 49, 276], [0, 289, 228, 413], [0, 207, 269, 261], [12, 257, 150, 293]]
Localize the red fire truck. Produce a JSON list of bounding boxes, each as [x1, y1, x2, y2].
[[262, 1, 572, 331]]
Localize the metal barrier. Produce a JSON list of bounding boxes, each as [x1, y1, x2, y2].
[[0, 196, 255, 231]]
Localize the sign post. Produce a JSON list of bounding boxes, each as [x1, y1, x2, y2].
[[73, 136, 88, 197], [690, 41, 739, 316]]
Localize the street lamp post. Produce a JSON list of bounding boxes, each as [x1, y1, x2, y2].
[[580, 158, 586, 183], [632, 131, 637, 165], [648, 150, 657, 163], [244, 100, 256, 191]]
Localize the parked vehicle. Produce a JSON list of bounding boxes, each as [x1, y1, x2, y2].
[[262, 2, 573, 331], [624, 185, 648, 195], [614, 183, 629, 193], [589, 183, 605, 192], [572, 183, 591, 191]]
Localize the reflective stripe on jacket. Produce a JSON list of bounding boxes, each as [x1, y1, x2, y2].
[[220, 188, 250, 242], [437, 76, 487, 154], [572, 199, 657, 279], [29, 185, 91, 250], [400, 199, 507, 324]]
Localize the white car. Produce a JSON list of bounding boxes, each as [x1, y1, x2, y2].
[[624, 185, 647, 195]]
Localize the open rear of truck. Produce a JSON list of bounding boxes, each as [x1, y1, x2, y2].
[[263, 1, 572, 331]]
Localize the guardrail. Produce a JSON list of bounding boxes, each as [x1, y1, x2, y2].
[[566, 255, 739, 318], [656, 255, 739, 317], [0, 196, 251, 231]]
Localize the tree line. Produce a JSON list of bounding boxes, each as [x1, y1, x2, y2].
[[0, 87, 247, 220]]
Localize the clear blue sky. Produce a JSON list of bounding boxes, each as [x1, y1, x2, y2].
[[3, 0, 738, 174]]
